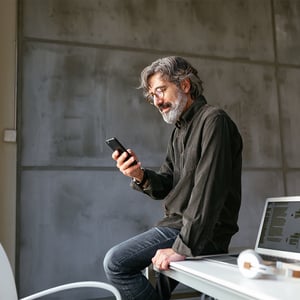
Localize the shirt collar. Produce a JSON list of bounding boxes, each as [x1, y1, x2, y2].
[[175, 95, 207, 128]]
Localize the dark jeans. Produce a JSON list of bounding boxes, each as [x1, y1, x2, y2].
[[103, 226, 180, 300], [103, 227, 214, 300]]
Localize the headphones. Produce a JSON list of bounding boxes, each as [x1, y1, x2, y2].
[[237, 249, 276, 279], [238, 249, 300, 279]]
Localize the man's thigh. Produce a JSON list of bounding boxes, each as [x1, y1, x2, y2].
[[108, 226, 180, 271]]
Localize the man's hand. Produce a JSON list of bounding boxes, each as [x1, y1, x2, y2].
[[152, 248, 186, 271], [112, 149, 144, 181]]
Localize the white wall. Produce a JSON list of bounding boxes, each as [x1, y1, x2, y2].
[[0, 0, 17, 269]]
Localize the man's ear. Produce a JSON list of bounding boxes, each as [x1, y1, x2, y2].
[[180, 79, 191, 93]]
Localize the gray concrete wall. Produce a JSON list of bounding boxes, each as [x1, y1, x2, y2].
[[18, 0, 300, 298]]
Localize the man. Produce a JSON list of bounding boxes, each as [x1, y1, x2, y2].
[[103, 56, 243, 300]]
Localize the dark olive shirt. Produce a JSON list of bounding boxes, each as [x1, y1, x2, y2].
[[132, 95, 243, 257]]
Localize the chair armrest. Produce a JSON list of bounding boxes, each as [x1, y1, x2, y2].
[[20, 281, 121, 300]]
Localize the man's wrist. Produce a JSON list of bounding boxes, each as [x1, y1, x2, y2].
[[133, 168, 148, 187]]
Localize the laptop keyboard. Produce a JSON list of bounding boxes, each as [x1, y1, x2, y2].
[[205, 254, 239, 265]]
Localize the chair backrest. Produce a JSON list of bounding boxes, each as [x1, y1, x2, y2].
[[0, 243, 18, 300]]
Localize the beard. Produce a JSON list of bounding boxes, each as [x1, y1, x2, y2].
[[159, 91, 188, 124]]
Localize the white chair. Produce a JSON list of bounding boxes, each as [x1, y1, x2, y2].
[[0, 243, 121, 300]]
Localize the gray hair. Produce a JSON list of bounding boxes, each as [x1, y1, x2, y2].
[[139, 56, 204, 100]]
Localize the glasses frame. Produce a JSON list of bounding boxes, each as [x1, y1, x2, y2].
[[145, 86, 166, 105]]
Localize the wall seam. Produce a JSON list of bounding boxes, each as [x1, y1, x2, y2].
[[22, 36, 300, 69]]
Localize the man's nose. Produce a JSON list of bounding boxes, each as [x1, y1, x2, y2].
[[153, 95, 163, 106]]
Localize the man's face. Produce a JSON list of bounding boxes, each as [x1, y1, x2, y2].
[[147, 73, 189, 124]]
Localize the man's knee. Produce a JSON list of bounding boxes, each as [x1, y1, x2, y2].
[[103, 246, 119, 276]]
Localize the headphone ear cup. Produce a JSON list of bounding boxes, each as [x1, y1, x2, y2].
[[237, 249, 264, 279]]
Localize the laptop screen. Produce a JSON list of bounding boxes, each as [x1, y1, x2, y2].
[[255, 196, 300, 261]]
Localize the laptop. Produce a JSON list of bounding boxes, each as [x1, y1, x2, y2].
[[189, 196, 300, 266]]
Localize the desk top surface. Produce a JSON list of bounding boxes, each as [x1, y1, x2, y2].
[[167, 259, 300, 300]]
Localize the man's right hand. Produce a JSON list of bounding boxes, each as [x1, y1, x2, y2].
[[112, 149, 144, 182]]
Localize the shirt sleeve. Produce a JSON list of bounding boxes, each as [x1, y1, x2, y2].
[[130, 168, 173, 199], [131, 133, 175, 199], [172, 113, 236, 256]]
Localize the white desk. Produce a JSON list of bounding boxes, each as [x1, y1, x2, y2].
[[160, 259, 300, 300]]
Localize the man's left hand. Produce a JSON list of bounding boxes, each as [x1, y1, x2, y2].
[[152, 248, 186, 270]]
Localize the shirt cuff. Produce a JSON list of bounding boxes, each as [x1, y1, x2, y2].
[[172, 235, 193, 257]]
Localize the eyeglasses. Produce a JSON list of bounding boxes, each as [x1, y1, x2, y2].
[[145, 87, 166, 105]]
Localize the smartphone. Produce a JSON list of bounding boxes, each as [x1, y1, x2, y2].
[[105, 137, 136, 164], [106, 137, 129, 154]]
